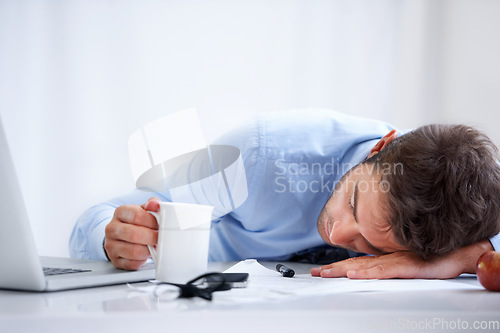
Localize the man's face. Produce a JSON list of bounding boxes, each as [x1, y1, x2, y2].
[[317, 163, 407, 255]]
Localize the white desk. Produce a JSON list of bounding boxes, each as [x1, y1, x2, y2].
[[1, 262, 499, 333]]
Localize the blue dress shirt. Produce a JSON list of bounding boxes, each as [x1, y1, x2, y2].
[[69, 109, 500, 262]]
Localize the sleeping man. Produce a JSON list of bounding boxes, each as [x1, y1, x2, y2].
[[70, 110, 500, 279]]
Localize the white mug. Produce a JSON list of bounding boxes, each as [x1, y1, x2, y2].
[[147, 202, 214, 284]]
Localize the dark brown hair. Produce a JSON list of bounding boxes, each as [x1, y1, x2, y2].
[[365, 124, 500, 260]]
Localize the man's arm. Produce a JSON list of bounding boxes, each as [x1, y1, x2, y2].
[[69, 189, 168, 262], [311, 240, 494, 279]]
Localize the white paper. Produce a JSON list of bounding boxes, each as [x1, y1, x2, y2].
[[127, 260, 483, 305], [214, 259, 483, 304], [223, 259, 281, 277]]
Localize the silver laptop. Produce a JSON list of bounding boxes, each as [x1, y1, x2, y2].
[[0, 116, 155, 292]]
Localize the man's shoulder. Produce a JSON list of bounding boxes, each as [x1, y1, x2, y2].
[[215, 108, 391, 141], [257, 108, 386, 135], [212, 109, 338, 153], [213, 108, 395, 160]]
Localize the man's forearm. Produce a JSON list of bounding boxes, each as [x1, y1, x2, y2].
[[311, 239, 495, 279]]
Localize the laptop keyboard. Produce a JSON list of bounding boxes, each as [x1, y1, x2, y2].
[[43, 267, 92, 276]]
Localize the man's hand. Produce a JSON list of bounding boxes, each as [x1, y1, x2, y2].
[[104, 198, 161, 270], [310, 240, 493, 279]]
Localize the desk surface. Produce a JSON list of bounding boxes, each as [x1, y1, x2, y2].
[[1, 261, 499, 333]]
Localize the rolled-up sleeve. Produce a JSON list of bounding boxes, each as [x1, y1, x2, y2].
[[490, 233, 500, 252]]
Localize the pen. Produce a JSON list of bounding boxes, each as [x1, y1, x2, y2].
[[276, 264, 295, 278]]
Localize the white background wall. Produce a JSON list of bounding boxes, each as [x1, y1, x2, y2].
[[0, 0, 499, 257]]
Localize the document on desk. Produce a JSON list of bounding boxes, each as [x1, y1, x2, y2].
[[217, 259, 482, 303]]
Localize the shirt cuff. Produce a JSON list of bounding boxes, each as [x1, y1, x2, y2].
[[88, 220, 109, 261], [489, 233, 500, 252]]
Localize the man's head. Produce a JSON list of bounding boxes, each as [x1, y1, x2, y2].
[[317, 124, 500, 260], [366, 124, 500, 259]]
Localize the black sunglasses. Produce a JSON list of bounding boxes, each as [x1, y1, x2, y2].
[[153, 272, 228, 301]]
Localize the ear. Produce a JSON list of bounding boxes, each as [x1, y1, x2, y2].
[[367, 129, 398, 159]]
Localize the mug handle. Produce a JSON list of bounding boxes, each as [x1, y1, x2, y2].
[[146, 210, 160, 266]]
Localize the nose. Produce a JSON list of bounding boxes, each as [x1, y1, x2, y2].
[[329, 218, 358, 246]]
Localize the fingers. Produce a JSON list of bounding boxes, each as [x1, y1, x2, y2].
[[104, 221, 157, 270], [310, 252, 428, 279], [310, 256, 376, 278], [345, 265, 391, 279], [113, 204, 159, 230], [112, 258, 148, 271], [104, 237, 151, 270], [142, 197, 161, 212], [104, 201, 161, 270], [106, 219, 158, 245]]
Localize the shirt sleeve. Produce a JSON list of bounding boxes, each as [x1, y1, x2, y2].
[[489, 232, 500, 251], [69, 189, 170, 260]]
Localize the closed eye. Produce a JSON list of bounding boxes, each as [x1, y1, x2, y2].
[[348, 196, 354, 211], [351, 181, 358, 223]]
